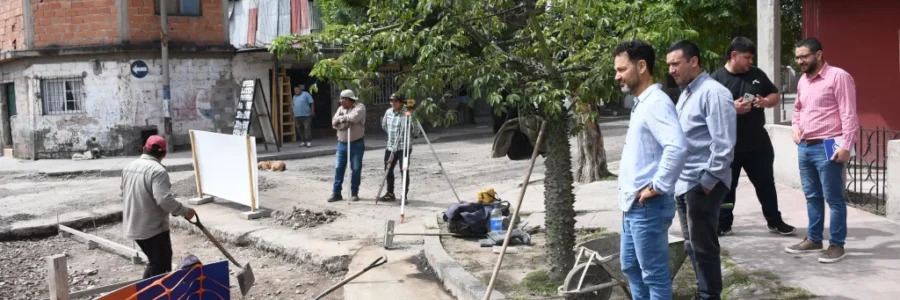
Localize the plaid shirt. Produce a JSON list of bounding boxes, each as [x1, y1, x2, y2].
[[382, 107, 419, 152]]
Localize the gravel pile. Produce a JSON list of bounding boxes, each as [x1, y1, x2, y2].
[[273, 207, 342, 229], [0, 237, 104, 300]]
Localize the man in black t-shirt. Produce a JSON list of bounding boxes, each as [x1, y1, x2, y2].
[[710, 37, 795, 236]]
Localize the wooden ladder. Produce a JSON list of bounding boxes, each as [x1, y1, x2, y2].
[[279, 70, 296, 143], [270, 68, 296, 143]]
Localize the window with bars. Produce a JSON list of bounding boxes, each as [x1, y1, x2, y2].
[[154, 0, 202, 16], [372, 67, 401, 105], [42, 78, 85, 115]]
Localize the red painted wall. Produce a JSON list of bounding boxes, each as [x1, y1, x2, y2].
[[802, 0, 900, 130]]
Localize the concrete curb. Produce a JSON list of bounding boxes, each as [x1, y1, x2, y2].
[[423, 212, 506, 300], [0, 211, 123, 242], [168, 215, 353, 274], [16, 130, 495, 178]]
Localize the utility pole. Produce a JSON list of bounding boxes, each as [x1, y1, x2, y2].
[[161, 0, 173, 152]]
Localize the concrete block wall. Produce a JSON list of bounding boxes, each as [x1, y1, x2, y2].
[[129, 0, 226, 45], [6, 54, 236, 159], [31, 0, 119, 48], [887, 140, 900, 222], [766, 124, 802, 189], [0, 0, 24, 51]]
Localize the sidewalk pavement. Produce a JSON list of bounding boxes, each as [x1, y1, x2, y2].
[[0, 125, 493, 177], [507, 169, 900, 300]]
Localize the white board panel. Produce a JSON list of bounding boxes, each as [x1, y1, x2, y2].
[[192, 130, 259, 209]]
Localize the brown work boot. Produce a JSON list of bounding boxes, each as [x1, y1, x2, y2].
[[818, 245, 846, 263], [784, 237, 824, 254]]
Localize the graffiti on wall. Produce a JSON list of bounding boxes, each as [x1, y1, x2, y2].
[[172, 88, 214, 122]]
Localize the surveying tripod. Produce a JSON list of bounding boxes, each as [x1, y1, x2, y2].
[[374, 100, 463, 222]]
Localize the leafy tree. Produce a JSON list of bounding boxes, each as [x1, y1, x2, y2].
[[271, 0, 697, 280]]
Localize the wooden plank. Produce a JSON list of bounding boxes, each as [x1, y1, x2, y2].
[[68, 279, 141, 299], [245, 134, 257, 212], [46, 254, 70, 300], [189, 130, 203, 197], [58, 225, 147, 263]]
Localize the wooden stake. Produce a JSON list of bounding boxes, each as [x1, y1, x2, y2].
[[483, 120, 546, 300], [189, 131, 203, 197], [245, 134, 257, 212], [47, 254, 70, 300]]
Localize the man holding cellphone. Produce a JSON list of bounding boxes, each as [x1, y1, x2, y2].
[[710, 37, 795, 236]]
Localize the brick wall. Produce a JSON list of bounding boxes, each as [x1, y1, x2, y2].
[[32, 0, 119, 48], [0, 0, 24, 51], [129, 0, 225, 45]]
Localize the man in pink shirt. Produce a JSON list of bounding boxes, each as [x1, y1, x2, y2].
[[784, 38, 858, 263]]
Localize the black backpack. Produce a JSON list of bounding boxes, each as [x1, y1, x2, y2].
[[444, 202, 511, 236]]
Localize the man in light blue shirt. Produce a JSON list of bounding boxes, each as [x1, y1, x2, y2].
[[667, 40, 737, 300], [292, 85, 315, 147], [615, 40, 687, 300]]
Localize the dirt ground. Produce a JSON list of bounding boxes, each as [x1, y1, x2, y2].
[[0, 223, 344, 300], [444, 231, 551, 299]]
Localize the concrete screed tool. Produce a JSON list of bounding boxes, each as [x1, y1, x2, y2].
[[383, 219, 464, 249], [188, 213, 255, 296]]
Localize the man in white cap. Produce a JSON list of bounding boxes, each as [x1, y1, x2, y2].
[[329, 89, 367, 202]]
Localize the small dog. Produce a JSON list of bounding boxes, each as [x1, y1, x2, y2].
[[258, 160, 287, 172]]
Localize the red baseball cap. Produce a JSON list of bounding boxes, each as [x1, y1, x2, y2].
[[144, 135, 167, 151]]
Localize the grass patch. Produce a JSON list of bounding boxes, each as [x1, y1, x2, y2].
[[521, 270, 561, 296], [497, 270, 564, 300], [675, 249, 816, 300], [575, 227, 609, 243]]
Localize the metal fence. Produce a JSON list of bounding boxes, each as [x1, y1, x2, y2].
[[845, 127, 900, 214]]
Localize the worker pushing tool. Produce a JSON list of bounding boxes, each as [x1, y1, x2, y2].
[[121, 135, 196, 279], [328, 89, 366, 203]]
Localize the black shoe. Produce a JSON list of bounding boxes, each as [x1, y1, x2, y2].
[[327, 194, 343, 202], [350, 194, 360, 202], [768, 221, 796, 236], [718, 227, 733, 236], [379, 193, 396, 202]]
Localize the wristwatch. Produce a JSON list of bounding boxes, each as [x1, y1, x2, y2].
[[647, 183, 657, 195]]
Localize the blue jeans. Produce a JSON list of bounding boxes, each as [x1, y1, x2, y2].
[[333, 139, 365, 196], [621, 195, 676, 300], [798, 142, 847, 246]]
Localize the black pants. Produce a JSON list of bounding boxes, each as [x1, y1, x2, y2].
[[719, 140, 783, 230], [135, 231, 173, 279], [677, 182, 728, 300], [384, 149, 411, 197]]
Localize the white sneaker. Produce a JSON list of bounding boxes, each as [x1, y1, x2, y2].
[[306, 142, 311, 147]]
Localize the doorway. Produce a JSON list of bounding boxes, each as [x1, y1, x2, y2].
[[2, 83, 15, 155], [288, 69, 334, 138]]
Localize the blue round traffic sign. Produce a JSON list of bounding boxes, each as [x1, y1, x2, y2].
[[131, 60, 149, 78]]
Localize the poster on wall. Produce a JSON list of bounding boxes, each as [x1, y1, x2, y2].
[[233, 79, 280, 151]]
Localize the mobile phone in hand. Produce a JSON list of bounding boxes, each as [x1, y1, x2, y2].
[[742, 93, 754, 102]]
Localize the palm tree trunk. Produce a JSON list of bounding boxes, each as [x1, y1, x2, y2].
[[542, 114, 577, 281]]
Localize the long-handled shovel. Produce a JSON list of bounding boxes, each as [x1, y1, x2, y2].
[[187, 214, 255, 296], [312, 255, 388, 299]]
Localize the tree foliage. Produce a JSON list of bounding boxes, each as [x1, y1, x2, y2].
[[271, 0, 699, 280], [270, 0, 804, 281]]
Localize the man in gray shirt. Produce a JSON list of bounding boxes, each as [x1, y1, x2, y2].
[[122, 135, 195, 279], [666, 40, 737, 300]]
